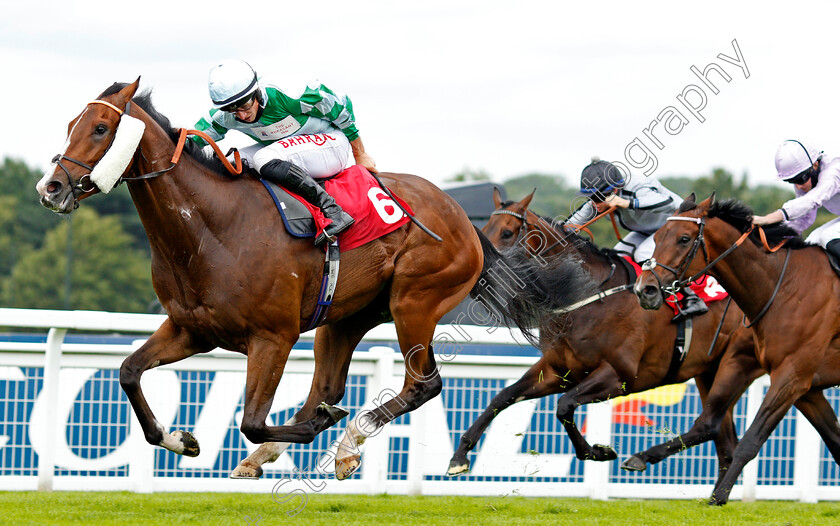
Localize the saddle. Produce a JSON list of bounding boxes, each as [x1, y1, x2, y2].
[[260, 165, 412, 252], [261, 180, 319, 238]]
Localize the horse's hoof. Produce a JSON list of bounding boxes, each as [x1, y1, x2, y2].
[[318, 402, 350, 423], [335, 455, 361, 480], [173, 430, 200, 457], [446, 459, 471, 477], [620, 455, 647, 472], [230, 463, 263, 479], [708, 493, 728, 506], [590, 444, 618, 461]]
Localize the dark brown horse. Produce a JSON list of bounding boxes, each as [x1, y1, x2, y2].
[[635, 194, 840, 505], [35, 80, 591, 480], [447, 190, 763, 486]]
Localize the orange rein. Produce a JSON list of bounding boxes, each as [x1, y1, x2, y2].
[[171, 129, 243, 176], [568, 206, 621, 241], [755, 224, 789, 253]]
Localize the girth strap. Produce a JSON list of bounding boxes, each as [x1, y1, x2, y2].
[[304, 241, 341, 331], [664, 318, 693, 383]]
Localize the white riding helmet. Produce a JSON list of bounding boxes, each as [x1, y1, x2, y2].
[[775, 140, 823, 181], [208, 59, 260, 109]]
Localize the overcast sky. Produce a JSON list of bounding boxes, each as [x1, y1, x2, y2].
[[3, 0, 838, 192]]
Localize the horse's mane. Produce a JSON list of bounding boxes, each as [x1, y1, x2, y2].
[[498, 201, 623, 264], [681, 198, 810, 250], [98, 82, 248, 178]]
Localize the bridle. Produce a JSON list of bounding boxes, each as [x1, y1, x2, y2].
[[50, 99, 243, 209], [51, 100, 128, 209], [489, 204, 614, 256], [642, 214, 790, 327]]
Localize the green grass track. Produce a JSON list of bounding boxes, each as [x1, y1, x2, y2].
[[2, 492, 839, 525]]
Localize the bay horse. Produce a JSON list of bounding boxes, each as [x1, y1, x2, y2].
[[447, 189, 763, 487], [35, 79, 592, 480], [635, 194, 840, 505]]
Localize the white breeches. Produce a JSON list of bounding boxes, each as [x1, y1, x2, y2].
[[240, 132, 353, 179], [614, 231, 657, 263], [804, 216, 840, 248]]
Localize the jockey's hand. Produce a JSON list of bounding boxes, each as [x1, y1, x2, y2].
[[752, 210, 785, 226], [350, 137, 378, 173], [604, 194, 630, 209], [594, 201, 612, 213], [354, 151, 378, 173]]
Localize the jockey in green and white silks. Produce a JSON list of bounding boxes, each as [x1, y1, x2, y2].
[[191, 59, 377, 246], [567, 157, 708, 320]]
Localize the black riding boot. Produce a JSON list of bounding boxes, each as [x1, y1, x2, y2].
[[827, 239, 840, 263], [673, 289, 709, 322], [260, 160, 355, 246]]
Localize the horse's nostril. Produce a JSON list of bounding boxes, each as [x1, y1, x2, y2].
[[46, 181, 62, 194], [643, 285, 658, 297]]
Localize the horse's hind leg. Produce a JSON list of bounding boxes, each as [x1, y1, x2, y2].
[[446, 357, 570, 476], [334, 267, 477, 479], [555, 362, 624, 461], [120, 318, 212, 455], [232, 310, 384, 479]]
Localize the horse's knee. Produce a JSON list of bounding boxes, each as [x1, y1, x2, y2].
[[693, 418, 721, 441], [241, 422, 268, 444]]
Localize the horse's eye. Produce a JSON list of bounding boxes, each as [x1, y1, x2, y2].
[[678, 235, 691, 245], [94, 124, 108, 136], [501, 229, 514, 239]]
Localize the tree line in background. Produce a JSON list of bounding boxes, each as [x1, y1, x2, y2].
[[1, 157, 816, 313]]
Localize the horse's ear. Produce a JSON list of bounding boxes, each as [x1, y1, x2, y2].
[[685, 192, 696, 204], [520, 188, 537, 211], [113, 77, 141, 106], [697, 192, 716, 211], [492, 186, 503, 209]]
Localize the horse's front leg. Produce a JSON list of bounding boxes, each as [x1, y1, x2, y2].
[[232, 313, 379, 479], [120, 318, 212, 456], [622, 346, 761, 477], [555, 362, 624, 461], [709, 361, 812, 505]]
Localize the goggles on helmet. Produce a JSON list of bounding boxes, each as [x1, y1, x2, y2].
[[787, 166, 815, 186], [221, 93, 257, 113]]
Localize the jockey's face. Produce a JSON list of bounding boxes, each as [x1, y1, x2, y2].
[[794, 179, 814, 192], [592, 188, 616, 212], [228, 95, 260, 123]]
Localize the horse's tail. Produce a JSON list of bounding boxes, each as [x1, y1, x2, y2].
[[469, 226, 596, 345]]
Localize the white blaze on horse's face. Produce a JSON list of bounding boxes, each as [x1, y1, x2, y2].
[[36, 111, 88, 208]]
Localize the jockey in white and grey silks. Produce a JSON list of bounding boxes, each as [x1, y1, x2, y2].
[[567, 157, 708, 320], [754, 140, 840, 261], [191, 59, 377, 246]]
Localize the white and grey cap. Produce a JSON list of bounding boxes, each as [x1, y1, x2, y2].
[[208, 59, 260, 109]]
